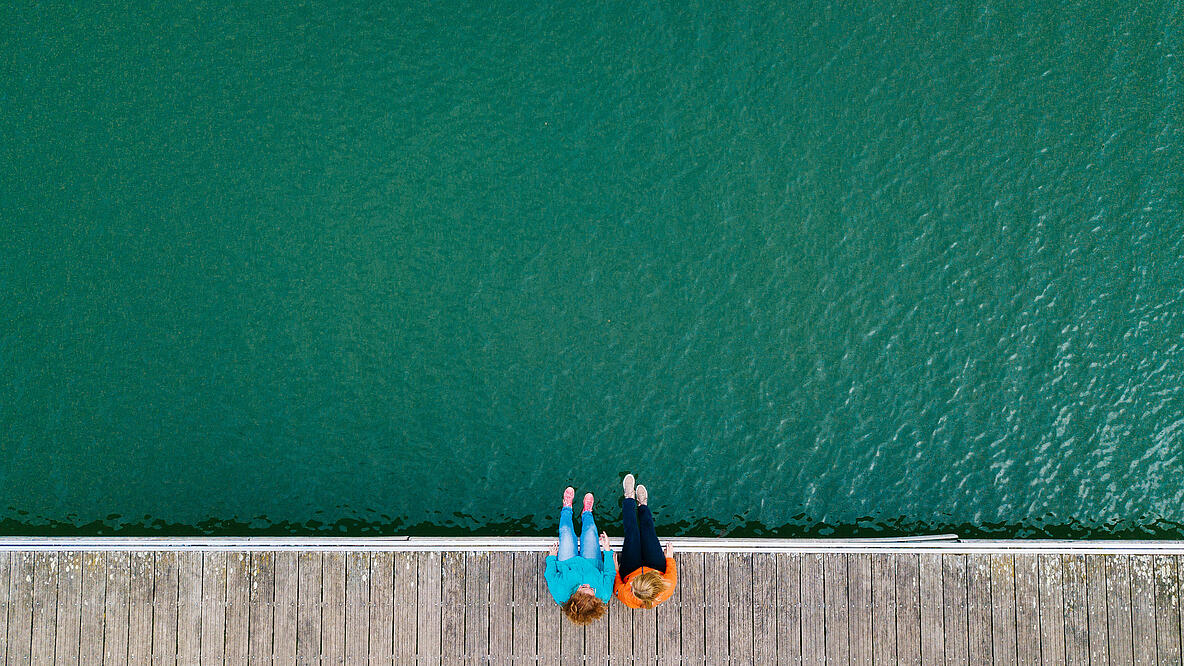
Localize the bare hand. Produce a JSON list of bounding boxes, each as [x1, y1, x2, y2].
[[664, 542, 674, 558], [548, 541, 559, 557], [599, 531, 611, 551]]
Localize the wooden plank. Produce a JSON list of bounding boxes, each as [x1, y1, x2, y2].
[[895, 553, 921, 666], [586, 551, 610, 663], [321, 552, 347, 665], [777, 552, 802, 666], [801, 552, 826, 666], [296, 551, 323, 665], [634, 575, 658, 662], [488, 552, 514, 662], [678, 552, 706, 665], [728, 552, 754, 663], [1130, 555, 1156, 666], [561, 607, 583, 663], [655, 556, 680, 665], [824, 553, 850, 665], [464, 552, 490, 664], [918, 553, 944, 666], [1155, 554, 1182, 664], [368, 552, 395, 665], [0, 552, 10, 663], [1037, 554, 1066, 666], [345, 552, 370, 665], [440, 551, 465, 664], [103, 551, 131, 665], [1013, 555, 1041, 666], [1062, 554, 1088, 666], [704, 552, 729, 665], [847, 553, 872, 665], [200, 552, 227, 664], [247, 552, 276, 666], [942, 554, 969, 666], [1127, 552, 1155, 663], [416, 551, 442, 664], [871, 553, 897, 666], [30, 552, 59, 665], [609, 599, 633, 666], [1084, 555, 1109, 666], [1179, 555, 1184, 666], [224, 552, 251, 664], [752, 552, 779, 664], [152, 551, 180, 666], [56, 551, 84, 666], [511, 552, 538, 662], [126, 551, 154, 666], [965, 554, 992, 665], [8, 550, 34, 665], [990, 554, 1017, 666], [534, 552, 560, 664], [174, 552, 203, 665], [272, 551, 299, 666], [392, 551, 416, 663], [1105, 555, 1134, 666], [79, 551, 107, 666], [586, 600, 609, 664]]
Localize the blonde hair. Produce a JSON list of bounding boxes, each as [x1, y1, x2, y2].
[[561, 590, 607, 625], [630, 571, 670, 609]]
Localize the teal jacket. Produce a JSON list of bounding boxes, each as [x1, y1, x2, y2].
[[544, 550, 616, 603]]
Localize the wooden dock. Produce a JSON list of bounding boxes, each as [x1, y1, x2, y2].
[[0, 547, 1180, 664]]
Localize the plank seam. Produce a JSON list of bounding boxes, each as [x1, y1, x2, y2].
[[1174, 556, 1182, 662], [269, 554, 278, 665], [1128, 554, 1136, 664], [843, 553, 851, 665], [103, 553, 110, 664], [242, 553, 250, 666], [415, 552, 421, 660], [73, 552, 85, 666], [47, 554, 58, 666], [751, 553, 758, 661], [1177, 556, 1184, 666], [148, 553, 157, 665], [364, 552, 372, 662], [1036, 556, 1043, 666], [1065, 552, 1075, 658], [319, 552, 325, 661], [26, 553, 35, 664], [2, 554, 9, 666], [1007, 554, 1017, 666]]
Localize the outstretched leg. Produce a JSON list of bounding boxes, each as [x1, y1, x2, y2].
[[579, 493, 600, 560], [557, 487, 577, 561], [637, 486, 666, 571], [619, 497, 643, 577]]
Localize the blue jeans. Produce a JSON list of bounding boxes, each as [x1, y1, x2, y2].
[[558, 507, 599, 561]]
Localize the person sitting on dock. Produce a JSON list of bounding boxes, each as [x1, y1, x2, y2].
[[614, 474, 677, 609], [544, 487, 616, 625]]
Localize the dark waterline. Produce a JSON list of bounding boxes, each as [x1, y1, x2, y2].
[[2, 1, 1182, 538]]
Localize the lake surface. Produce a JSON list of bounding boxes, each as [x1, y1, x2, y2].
[[2, 1, 1181, 538]]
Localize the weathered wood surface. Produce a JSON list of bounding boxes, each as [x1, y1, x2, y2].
[[0, 549, 1180, 663]]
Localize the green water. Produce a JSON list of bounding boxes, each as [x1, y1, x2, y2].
[[1, 1, 1181, 537]]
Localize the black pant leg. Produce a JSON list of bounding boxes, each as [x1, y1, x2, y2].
[[619, 497, 643, 578], [637, 504, 667, 571]]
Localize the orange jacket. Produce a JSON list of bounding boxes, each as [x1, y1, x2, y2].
[[614, 558, 678, 608]]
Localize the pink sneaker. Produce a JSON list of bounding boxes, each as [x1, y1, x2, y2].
[[562, 487, 575, 508], [583, 493, 594, 512]]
